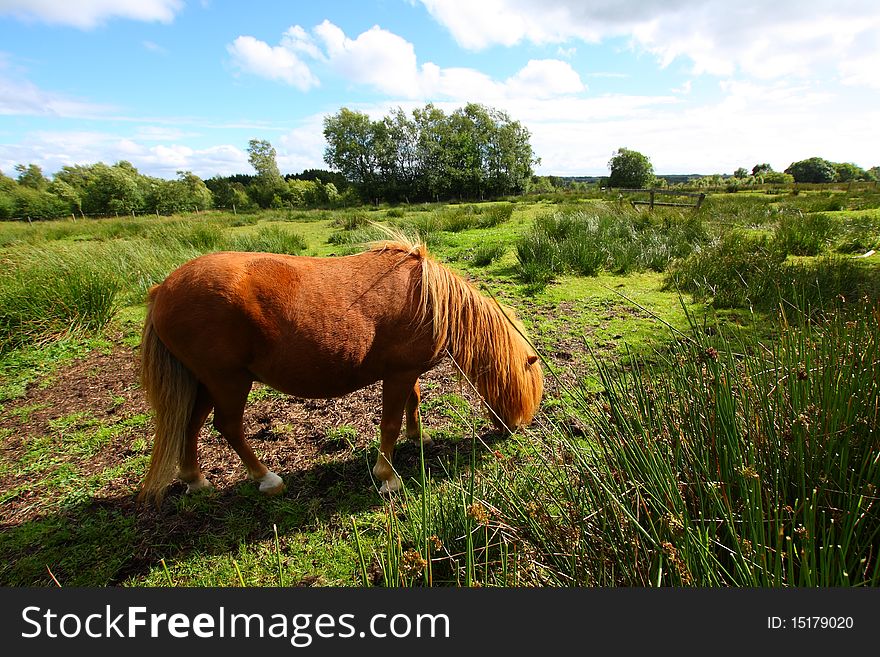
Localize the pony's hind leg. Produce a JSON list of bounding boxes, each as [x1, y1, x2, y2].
[[210, 376, 285, 495], [404, 379, 431, 446], [374, 373, 419, 494], [178, 384, 214, 493]]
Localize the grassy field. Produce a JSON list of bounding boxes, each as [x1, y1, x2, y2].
[[1, 188, 878, 586]]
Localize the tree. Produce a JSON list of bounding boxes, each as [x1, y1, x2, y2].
[[607, 148, 654, 188], [734, 167, 749, 179], [785, 157, 836, 183], [752, 163, 773, 177], [834, 162, 869, 182], [247, 139, 285, 208], [15, 164, 49, 190], [323, 108, 381, 201], [81, 162, 144, 215], [323, 103, 537, 203]]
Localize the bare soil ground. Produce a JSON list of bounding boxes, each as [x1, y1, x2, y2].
[[0, 333, 575, 528]]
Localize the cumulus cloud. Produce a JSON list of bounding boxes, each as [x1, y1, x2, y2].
[[0, 130, 250, 179], [227, 36, 319, 90], [417, 0, 880, 85], [227, 22, 586, 101], [0, 0, 183, 29]]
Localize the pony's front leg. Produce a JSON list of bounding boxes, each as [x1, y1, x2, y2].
[[405, 379, 432, 446], [374, 374, 419, 494]]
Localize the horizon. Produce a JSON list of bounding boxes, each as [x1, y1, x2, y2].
[[1, 1, 878, 181]]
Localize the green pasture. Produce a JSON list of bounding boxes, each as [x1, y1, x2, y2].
[[1, 188, 878, 586]]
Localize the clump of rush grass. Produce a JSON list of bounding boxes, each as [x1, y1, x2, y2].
[[0, 249, 121, 354], [332, 210, 371, 231], [772, 211, 840, 256], [515, 204, 707, 289], [835, 214, 880, 254], [224, 225, 307, 254], [666, 231, 876, 312], [470, 243, 506, 267]]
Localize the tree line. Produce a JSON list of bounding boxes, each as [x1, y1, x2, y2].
[[4, 105, 877, 220], [0, 101, 539, 220], [0, 157, 346, 221], [606, 148, 878, 189]]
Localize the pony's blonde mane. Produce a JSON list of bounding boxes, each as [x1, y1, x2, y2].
[[369, 232, 543, 429]]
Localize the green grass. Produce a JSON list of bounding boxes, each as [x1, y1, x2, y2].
[[1, 190, 878, 587]]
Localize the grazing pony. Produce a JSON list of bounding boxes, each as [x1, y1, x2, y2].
[[138, 236, 543, 503]]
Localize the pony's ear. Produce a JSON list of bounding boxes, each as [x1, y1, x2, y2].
[[527, 355, 538, 366]]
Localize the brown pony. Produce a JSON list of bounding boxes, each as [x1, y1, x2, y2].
[[138, 235, 543, 503]]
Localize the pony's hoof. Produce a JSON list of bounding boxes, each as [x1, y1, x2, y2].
[[379, 476, 402, 495], [184, 475, 213, 494], [256, 471, 286, 496]]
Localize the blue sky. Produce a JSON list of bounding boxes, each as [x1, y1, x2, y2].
[[1, 0, 878, 179]]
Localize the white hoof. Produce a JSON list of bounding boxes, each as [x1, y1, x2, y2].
[[255, 471, 285, 495], [379, 476, 402, 495], [183, 475, 213, 494]]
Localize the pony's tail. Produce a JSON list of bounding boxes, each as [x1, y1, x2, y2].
[[137, 289, 198, 505]]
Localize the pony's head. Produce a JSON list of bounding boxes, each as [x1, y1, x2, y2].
[[475, 309, 544, 433]]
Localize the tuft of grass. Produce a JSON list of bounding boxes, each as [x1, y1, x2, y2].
[[371, 296, 880, 586], [225, 225, 307, 254], [666, 231, 877, 312], [470, 243, 507, 267], [515, 204, 707, 289], [772, 211, 840, 256], [0, 255, 121, 354]]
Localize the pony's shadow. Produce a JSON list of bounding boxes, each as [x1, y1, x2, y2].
[[0, 429, 507, 587]]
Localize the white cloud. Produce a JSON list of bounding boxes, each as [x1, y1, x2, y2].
[[0, 0, 183, 29], [228, 22, 586, 101], [313, 21, 422, 96], [417, 0, 880, 86], [0, 75, 114, 118], [520, 79, 878, 175], [227, 36, 319, 90], [505, 59, 586, 98], [0, 130, 250, 179]]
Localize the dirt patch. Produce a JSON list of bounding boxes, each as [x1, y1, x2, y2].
[[0, 335, 495, 527]]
